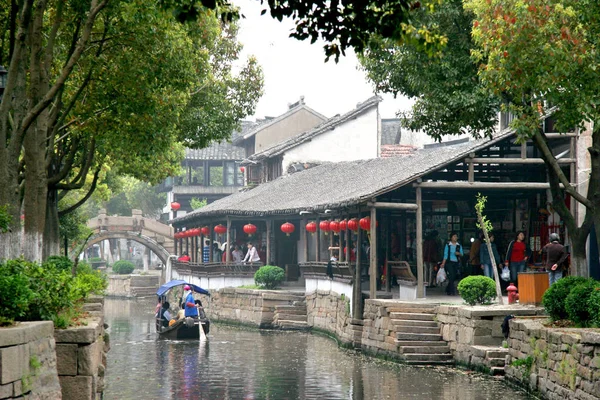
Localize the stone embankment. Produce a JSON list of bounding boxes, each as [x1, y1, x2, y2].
[[107, 274, 159, 297], [0, 295, 109, 400], [506, 319, 600, 399]]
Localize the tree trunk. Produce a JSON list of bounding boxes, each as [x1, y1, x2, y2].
[[43, 188, 61, 259], [570, 229, 589, 278]]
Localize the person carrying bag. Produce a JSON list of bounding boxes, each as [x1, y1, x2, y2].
[[440, 232, 463, 296]]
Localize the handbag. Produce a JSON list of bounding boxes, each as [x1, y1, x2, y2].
[[501, 266, 510, 281]]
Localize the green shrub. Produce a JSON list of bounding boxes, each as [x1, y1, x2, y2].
[[254, 265, 285, 289], [588, 288, 600, 327], [72, 267, 108, 299], [26, 262, 74, 321], [45, 256, 74, 272], [565, 280, 600, 326], [542, 276, 589, 321], [457, 275, 497, 306], [112, 260, 135, 275], [0, 262, 36, 323]]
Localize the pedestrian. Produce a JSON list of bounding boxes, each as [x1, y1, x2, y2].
[[423, 231, 441, 286], [440, 232, 463, 295], [182, 285, 199, 318], [232, 245, 243, 264], [505, 231, 532, 286], [212, 242, 222, 262], [242, 242, 261, 264], [480, 234, 502, 279], [542, 233, 569, 285], [469, 233, 483, 276], [202, 240, 210, 263]]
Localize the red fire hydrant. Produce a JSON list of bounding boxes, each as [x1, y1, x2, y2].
[[507, 282, 519, 304]]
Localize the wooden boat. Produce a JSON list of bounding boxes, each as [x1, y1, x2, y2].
[[155, 280, 210, 340]]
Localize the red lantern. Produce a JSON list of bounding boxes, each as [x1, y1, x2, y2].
[[214, 224, 227, 235], [347, 218, 359, 231], [319, 220, 331, 235], [195, 228, 203, 236], [359, 217, 371, 230], [174, 232, 181, 239], [281, 222, 295, 236], [339, 219, 347, 231], [170, 202, 181, 211], [200, 226, 210, 236], [330, 221, 340, 234], [240, 166, 245, 173], [306, 221, 317, 234], [243, 223, 257, 236]]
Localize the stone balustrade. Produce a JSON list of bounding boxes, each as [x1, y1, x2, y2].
[[506, 319, 600, 400]]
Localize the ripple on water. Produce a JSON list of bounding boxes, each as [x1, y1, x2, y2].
[[103, 298, 535, 400]]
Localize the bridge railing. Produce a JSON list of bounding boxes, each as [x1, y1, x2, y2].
[[299, 261, 353, 284], [173, 261, 263, 277]]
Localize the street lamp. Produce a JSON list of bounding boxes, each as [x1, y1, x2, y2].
[[0, 65, 7, 102]]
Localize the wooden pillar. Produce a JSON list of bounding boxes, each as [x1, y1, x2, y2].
[[400, 212, 406, 261], [369, 207, 377, 299], [302, 218, 308, 262], [468, 152, 475, 183], [185, 234, 189, 255], [174, 229, 178, 255], [521, 141, 527, 158], [200, 234, 204, 263], [385, 214, 391, 292], [329, 225, 334, 258], [339, 229, 345, 263], [353, 216, 363, 319], [208, 225, 214, 262], [316, 217, 320, 262], [266, 220, 271, 265], [226, 218, 231, 264], [190, 234, 195, 263], [416, 187, 424, 298], [345, 216, 351, 263]]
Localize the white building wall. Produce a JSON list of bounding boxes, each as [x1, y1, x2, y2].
[[282, 107, 379, 173]]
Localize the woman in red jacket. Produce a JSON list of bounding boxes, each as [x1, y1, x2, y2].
[[504, 231, 532, 286]]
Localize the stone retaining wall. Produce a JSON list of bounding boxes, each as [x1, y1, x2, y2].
[[305, 290, 361, 346], [436, 305, 545, 366], [361, 300, 403, 358], [506, 319, 600, 400], [205, 288, 304, 328], [107, 274, 158, 297], [0, 321, 61, 399], [54, 296, 108, 400]]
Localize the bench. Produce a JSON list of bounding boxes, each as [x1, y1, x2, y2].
[[388, 261, 425, 300]]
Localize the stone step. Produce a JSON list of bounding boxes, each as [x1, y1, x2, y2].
[[403, 353, 454, 362], [277, 320, 310, 330], [391, 319, 438, 328], [387, 303, 437, 311], [387, 307, 436, 314], [274, 313, 307, 322], [488, 358, 506, 368], [396, 333, 442, 342], [491, 367, 506, 376], [396, 340, 448, 347], [389, 312, 435, 321], [405, 360, 455, 366], [486, 350, 509, 359], [274, 306, 307, 315], [399, 345, 451, 354], [395, 325, 440, 335]]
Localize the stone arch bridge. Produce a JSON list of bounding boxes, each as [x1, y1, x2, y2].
[[86, 209, 174, 265]]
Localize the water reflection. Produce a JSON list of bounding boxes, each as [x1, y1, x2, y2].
[[104, 298, 534, 400]]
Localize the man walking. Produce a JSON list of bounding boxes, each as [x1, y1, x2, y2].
[[542, 233, 569, 285]]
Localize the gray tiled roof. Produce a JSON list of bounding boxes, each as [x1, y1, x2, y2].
[[246, 96, 381, 163], [173, 129, 514, 223], [381, 118, 401, 145], [184, 121, 256, 161]]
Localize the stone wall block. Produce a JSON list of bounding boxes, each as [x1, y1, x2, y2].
[[54, 321, 101, 345], [78, 341, 101, 376], [59, 376, 93, 400], [56, 344, 78, 376], [0, 382, 12, 399], [0, 344, 30, 385]]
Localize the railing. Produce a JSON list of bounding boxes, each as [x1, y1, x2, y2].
[[299, 261, 353, 284], [173, 261, 263, 277]]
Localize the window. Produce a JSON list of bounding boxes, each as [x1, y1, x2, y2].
[[224, 162, 235, 186], [209, 166, 223, 186], [191, 166, 204, 185]]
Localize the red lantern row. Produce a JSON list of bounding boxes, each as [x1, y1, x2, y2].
[[303, 218, 376, 234]]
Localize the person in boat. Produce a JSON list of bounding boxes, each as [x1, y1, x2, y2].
[[158, 302, 172, 328], [182, 285, 199, 318]]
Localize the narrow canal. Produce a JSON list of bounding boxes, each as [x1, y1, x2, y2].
[[103, 298, 534, 400]]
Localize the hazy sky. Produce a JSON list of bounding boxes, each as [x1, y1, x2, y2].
[[233, 0, 413, 120]]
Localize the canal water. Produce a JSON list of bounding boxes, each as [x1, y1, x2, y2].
[[103, 298, 535, 400]]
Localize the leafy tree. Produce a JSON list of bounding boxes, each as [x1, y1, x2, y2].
[[360, 0, 600, 276], [190, 198, 208, 210]]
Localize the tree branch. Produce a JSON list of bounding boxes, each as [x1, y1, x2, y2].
[[47, 136, 81, 186], [532, 131, 593, 208], [58, 168, 101, 216], [53, 138, 96, 190]]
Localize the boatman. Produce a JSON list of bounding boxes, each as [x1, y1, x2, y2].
[[183, 285, 199, 318]]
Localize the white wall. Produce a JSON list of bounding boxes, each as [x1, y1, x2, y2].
[[172, 270, 255, 290], [305, 278, 354, 313], [282, 107, 379, 173]]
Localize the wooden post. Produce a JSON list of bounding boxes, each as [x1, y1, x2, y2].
[[191, 235, 195, 263], [416, 187, 424, 298], [339, 229, 345, 263], [302, 218, 308, 263], [226, 217, 231, 264], [369, 207, 377, 299], [468, 152, 475, 183], [385, 214, 391, 292], [208, 225, 214, 262], [521, 142, 527, 158], [174, 229, 178, 255], [329, 225, 334, 258], [345, 216, 351, 263], [316, 217, 320, 262], [353, 216, 363, 319], [266, 220, 271, 265], [200, 234, 204, 263]]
